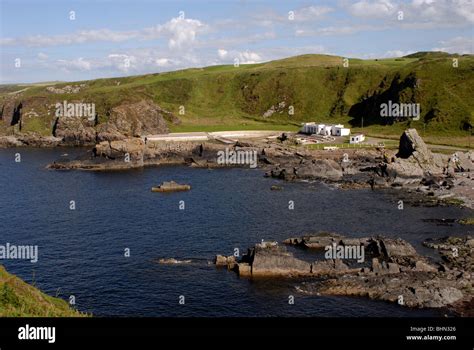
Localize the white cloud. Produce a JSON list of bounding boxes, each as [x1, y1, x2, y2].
[[432, 36, 474, 54], [107, 54, 138, 72], [453, 0, 474, 23], [293, 6, 334, 21], [216, 49, 263, 64], [1, 17, 206, 48], [237, 50, 262, 64], [1, 29, 138, 47], [349, 0, 396, 18], [347, 0, 474, 26], [56, 57, 92, 71], [155, 58, 171, 67], [295, 24, 387, 36], [217, 49, 228, 59], [37, 52, 48, 60], [144, 17, 206, 50], [383, 50, 415, 57]]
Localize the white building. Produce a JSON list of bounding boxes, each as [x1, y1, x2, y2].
[[301, 122, 317, 134], [301, 122, 351, 137], [316, 124, 326, 134], [322, 125, 333, 136], [350, 134, 365, 144], [332, 125, 350, 136]]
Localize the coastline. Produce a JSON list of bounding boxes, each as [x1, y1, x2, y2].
[[36, 128, 473, 209]]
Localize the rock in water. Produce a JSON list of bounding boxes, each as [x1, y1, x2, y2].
[[151, 181, 191, 192], [158, 258, 192, 264], [250, 242, 311, 277]]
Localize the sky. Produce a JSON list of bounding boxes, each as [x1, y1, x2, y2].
[[0, 0, 473, 83]]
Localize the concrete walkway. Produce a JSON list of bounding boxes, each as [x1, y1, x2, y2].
[[146, 130, 284, 142]]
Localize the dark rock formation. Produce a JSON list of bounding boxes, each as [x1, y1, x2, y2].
[[96, 100, 179, 141], [214, 255, 237, 270], [53, 117, 96, 146], [249, 242, 312, 277], [397, 128, 431, 159], [216, 233, 473, 314], [387, 128, 446, 181]]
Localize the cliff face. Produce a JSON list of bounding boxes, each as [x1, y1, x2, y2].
[[0, 265, 87, 317], [0, 97, 180, 146]]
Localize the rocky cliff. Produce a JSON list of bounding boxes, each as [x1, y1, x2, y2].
[[1, 98, 180, 147]]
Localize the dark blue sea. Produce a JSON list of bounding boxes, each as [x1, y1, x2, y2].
[[0, 148, 471, 317]]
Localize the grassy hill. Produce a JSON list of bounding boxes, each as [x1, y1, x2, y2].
[[1, 52, 472, 146], [0, 265, 87, 317]]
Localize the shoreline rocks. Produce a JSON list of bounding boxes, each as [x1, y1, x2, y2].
[[215, 233, 473, 315], [27, 128, 474, 208]]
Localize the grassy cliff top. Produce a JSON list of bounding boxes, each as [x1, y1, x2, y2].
[[0, 265, 87, 317], [1, 52, 472, 146]]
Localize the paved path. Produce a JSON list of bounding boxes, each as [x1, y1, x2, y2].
[[367, 136, 471, 152], [146, 130, 284, 142]]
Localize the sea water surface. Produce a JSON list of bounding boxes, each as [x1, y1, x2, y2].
[[0, 148, 471, 317]]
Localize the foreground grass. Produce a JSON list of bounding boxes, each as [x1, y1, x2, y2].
[[0, 265, 88, 317]]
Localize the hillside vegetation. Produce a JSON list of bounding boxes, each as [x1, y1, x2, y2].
[[0, 52, 472, 146], [0, 265, 87, 317]]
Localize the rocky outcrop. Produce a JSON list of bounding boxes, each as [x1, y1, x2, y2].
[[0, 135, 63, 148], [46, 84, 86, 94], [214, 255, 237, 270], [266, 158, 344, 182], [423, 236, 473, 273], [249, 242, 312, 277], [0, 99, 18, 126], [387, 129, 446, 181], [300, 234, 471, 313], [397, 128, 432, 160], [284, 232, 343, 249], [96, 100, 179, 141], [96, 138, 145, 164], [47, 137, 263, 171], [53, 117, 97, 146], [300, 271, 466, 309], [262, 101, 287, 118], [216, 233, 473, 314], [151, 181, 191, 192], [1, 97, 180, 146], [218, 240, 359, 278]]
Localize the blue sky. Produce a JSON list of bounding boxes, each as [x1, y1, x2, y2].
[[1, 0, 473, 83]]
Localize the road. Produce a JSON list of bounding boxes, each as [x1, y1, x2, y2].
[[146, 130, 284, 142], [366, 136, 471, 152]]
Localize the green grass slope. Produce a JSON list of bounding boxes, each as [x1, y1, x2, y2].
[[0, 265, 87, 317], [1, 52, 472, 145]]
